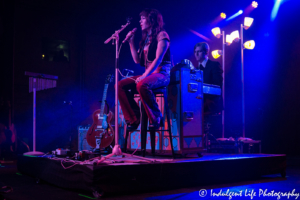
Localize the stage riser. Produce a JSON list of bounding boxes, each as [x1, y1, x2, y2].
[[17, 154, 286, 195]]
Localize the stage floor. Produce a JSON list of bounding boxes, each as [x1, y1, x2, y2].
[[17, 153, 286, 197]]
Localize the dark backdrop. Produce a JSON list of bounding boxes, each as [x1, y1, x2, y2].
[[1, 0, 299, 155]]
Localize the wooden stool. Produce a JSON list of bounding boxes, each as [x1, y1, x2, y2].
[[124, 87, 175, 158]]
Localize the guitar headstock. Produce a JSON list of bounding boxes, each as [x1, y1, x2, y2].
[[105, 74, 114, 84]]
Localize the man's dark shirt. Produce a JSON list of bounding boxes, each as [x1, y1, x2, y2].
[[199, 59, 223, 114]]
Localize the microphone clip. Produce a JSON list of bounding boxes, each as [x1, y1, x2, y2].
[[126, 17, 132, 23]]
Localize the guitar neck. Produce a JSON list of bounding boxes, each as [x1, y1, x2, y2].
[[100, 84, 109, 116]]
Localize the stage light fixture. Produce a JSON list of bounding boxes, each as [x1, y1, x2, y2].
[[244, 17, 254, 30], [211, 27, 221, 38], [212, 50, 223, 59], [252, 1, 258, 8], [226, 35, 233, 45], [220, 13, 226, 19], [244, 40, 255, 49], [238, 10, 243, 14], [230, 30, 240, 42]]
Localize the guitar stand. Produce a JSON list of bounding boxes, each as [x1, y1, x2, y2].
[[97, 19, 160, 165], [93, 136, 102, 156], [92, 130, 113, 156]]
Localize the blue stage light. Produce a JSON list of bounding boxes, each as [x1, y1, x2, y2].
[[271, 0, 282, 21], [226, 10, 244, 21]]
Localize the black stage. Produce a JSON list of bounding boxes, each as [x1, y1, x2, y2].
[[17, 153, 286, 197]]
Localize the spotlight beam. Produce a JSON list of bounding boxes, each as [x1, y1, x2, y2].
[[271, 0, 282, 21], [189, 29, 211, 41], [226, 10, 243, 21]]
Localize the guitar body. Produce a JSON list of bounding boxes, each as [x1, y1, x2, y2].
[[86, 109, 114, 148], [86, 74, 114, 149]]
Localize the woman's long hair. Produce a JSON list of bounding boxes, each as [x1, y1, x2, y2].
[[139, 8, 164, 49]]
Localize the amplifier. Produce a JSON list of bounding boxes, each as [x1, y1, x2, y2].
[[78, 126, 93, 151], [166, 67, 204, 154]]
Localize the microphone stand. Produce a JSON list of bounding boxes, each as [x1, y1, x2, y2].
[[98, 21, 157, 164]]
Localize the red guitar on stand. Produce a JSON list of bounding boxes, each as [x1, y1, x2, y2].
[[86, 74, 114, 148]]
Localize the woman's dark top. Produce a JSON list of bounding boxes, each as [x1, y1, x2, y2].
[[139, 31, 171, 74]]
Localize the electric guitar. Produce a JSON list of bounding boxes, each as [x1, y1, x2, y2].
[[86, 74, 114, 148]]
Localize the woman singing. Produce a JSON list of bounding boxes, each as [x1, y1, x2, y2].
[[118, 8, 171, 131]]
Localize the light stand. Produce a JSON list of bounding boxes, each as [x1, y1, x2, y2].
[[221, 31, 225, 138], [97, 21, 158, 164], [239, 17, 255, 139], [238, 20, 258, 154], [211, 18, 256, 151], [241, 24, 246, 138], [212, 27, 253, 140], [211, 29, 226, 138]]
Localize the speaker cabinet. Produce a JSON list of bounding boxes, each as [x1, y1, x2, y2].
[[78, 126, 92, 151]]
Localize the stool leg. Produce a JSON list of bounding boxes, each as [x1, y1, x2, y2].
[[124, 128, 129, 153], [164, 91, 175, 158], [150, 130, 156, 156], [241, 143, 243, 154], [141, 104, 148, 157]]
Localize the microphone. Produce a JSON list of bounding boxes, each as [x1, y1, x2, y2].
[[124, 69, 134, 74], [122, 28, 137, 43]]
